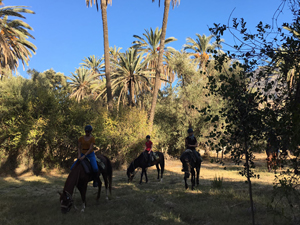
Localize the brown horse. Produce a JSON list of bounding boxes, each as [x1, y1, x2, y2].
[[180, 150, 201, 190], [58, 154, 112, 213], [127, 151, 164, 184]]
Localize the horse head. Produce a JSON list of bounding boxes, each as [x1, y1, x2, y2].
[[127, 162, 135, 182], [58, 190, 73, 213]]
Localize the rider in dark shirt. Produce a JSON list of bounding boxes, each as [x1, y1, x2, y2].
[[185, 128, 201, 162], [180, 128, 202, 172]]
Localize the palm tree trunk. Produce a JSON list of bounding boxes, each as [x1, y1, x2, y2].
[[101, 0, 113, 111], [149, 0, 171, 131], [129, 78, 135, 107]]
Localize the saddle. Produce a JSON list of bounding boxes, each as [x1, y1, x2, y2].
[[80, 157, 105, 174], [184, 149, 200, 163], [152, 152, 159, 161], [143, 151, 159, 162]]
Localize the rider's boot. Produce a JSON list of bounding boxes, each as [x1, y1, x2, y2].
[[92, 172, 99, 187]]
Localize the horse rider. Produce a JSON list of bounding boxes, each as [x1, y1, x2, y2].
[[185, 128, 202, 162], [144, 135, 153, 167], [71, 125, 100, 187]]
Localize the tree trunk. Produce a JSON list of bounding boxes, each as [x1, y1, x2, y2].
[[101, 0, 113, 111], [129, 78, 135, 107], [244, 135, 255, 225], [149, 0, 171, 131]]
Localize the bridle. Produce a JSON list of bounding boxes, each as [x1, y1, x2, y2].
[[60, 165, 81, 211], [60, 191, 73, 211]]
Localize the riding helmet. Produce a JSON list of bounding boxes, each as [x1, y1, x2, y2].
[[85, 125, 93, 132], [187, 128, 193, 133]]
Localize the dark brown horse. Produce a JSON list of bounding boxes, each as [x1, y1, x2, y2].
[[127, 152, 164, 184], [59, 154, 112, 213], [180, 150, 201, 190]]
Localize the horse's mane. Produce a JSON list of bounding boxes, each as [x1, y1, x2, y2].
[[63, 161, 82, 193]]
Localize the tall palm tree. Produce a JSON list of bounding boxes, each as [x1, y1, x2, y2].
[[85, 0, 113, 111], [184, 34, 223, 69], [96, 48, 153, 108], [69, 67, 98, 102], [80, 55, 104, 77], [148, 0, 180, 131], [133, 27, 177, 85], [109, 45, 122, 62], [0, 3, 36, 79]]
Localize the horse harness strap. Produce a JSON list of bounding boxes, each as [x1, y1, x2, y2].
[[60, 191, 73, 209]]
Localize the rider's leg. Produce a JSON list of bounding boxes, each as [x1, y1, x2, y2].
[[192, 149, 201, 162], [70, 159, 79, 170], [87, 152, 100, 187], [148, 151, 151, 166]]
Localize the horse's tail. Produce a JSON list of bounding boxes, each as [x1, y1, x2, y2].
[[159, 152, 165, 176], [103, 155, 113, 195]]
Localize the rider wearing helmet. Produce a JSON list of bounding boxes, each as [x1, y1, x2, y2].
[[144, 135, 153, 167], [71, 125, 100, 187], [185, 128, 201, 162]]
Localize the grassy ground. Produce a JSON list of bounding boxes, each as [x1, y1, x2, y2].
[[0, 153, 297, 225]]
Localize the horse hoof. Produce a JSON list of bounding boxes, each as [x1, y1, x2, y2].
[[106, 196, 108, 200], [160, 178, 163, 182], [81, 209, 85, 213]]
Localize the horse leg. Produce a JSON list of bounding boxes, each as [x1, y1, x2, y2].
[[191, 168, 195, 190], [102, 173, 109, 200], [156, 164, 160, 180], [145, 168, 148, 183], [196, 163, 200, 186], [96, 175, 102, 201], [184, 173, 188, 189], [77, 182, 88, 212], [140, 169, 144, 184]]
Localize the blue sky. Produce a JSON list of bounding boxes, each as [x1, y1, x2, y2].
[[8, 0, 294, 78]]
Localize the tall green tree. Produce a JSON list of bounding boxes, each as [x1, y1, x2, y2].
[[0, 2, 36, 79], [80, 55, 104, 77], [85, 0, 113, 111], [69, 67, 98, 102], [97, 48, 153, 108], [184, 34, 223, 69], [133, 27, 177, 86], [149, 0, 180, 131]]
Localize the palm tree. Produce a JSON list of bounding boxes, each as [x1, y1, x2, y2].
[[96, 48, 153, 108], [69, 67, 98, 102], [133, 27, 177, 85], [0, 3, 36, 79], [148, 0, 180, 131], [184, 34, 223, 69], [85, 0, 113, 111], [80, 55, 104, 77], [109, 45, 122, 62]]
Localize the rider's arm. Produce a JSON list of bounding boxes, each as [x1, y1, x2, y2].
[[150, 143, 153, 152], [194, 140, 198, 148]]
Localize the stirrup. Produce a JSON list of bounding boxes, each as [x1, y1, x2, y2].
[[93, 180, 98, 187]]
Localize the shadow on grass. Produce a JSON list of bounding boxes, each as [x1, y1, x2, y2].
[[0, 164, 295, 225]]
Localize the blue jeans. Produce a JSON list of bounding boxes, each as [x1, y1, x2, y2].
[[71, 152, 98, 172]]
